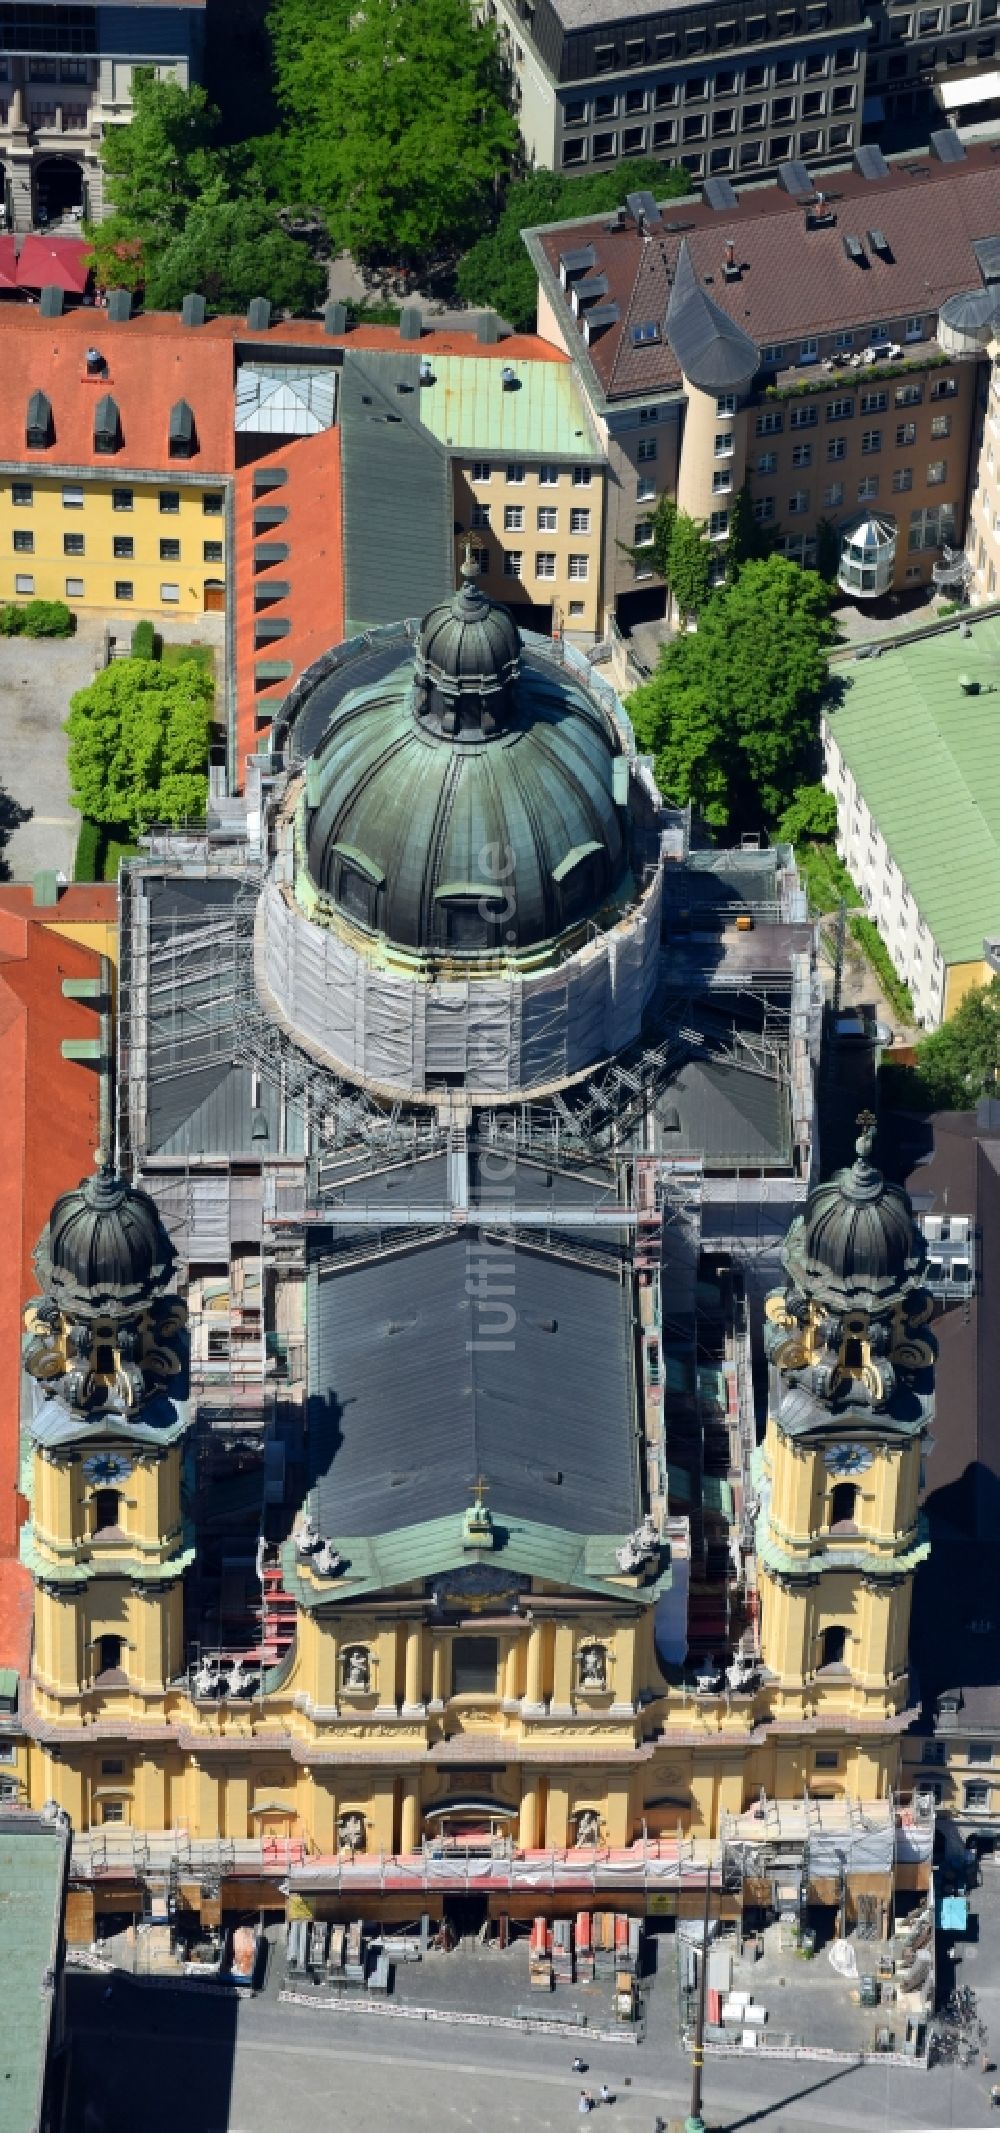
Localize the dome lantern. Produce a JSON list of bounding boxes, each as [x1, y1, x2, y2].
[[412, 555, 522, 738], [33, 1161, 177, 1321], [782, 1124, 926, 1315]]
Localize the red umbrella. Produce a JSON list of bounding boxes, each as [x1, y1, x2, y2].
[[0, 235, 18, 292], [16, 234, 91, 295]]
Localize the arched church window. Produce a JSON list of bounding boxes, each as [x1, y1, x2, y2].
[[92, 1489, 120, 1534], [820, 1625, 848, 1669], [96, 1634, 124, 1678], [829, 1483, 858, 1528]]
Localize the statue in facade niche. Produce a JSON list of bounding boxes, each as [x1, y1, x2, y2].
[[578, 1644, 607, 1690], [575, 1810, 602, 1847], [338, 1812, 365, 1851], [344, 1646, 370, 1691]]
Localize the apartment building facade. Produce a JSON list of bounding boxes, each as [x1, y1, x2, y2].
[[526, 142, 996, 628], [487, 0, 868, 185], [0, 1, 206, 232]]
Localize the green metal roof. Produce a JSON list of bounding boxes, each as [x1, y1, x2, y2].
[[283, 1511, 671, 1607], [416, 355, 602, 462], [0, 1822, 66, 2133], [825, 615, 1000, 966], [0, 1669, 17, 1701]]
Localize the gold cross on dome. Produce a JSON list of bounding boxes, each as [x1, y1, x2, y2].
[[472, 1475, 491, 1508]]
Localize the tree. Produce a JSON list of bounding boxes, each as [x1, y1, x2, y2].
[[814, 515, 841, 585], [141, 187, 325, 313], [914, 977, 1000, 1109], [86, 71, 320, 312], [628, 555, 836, 830], [666, 512, 713, 620], [66, 659, 213, 833], [778, 784, 838, 845], [725, 482, 776, 581], [457, 162, 690, 331], [269, 0, 518, 263]]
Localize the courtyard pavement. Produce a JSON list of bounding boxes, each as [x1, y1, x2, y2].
[[0, 618, 106, 883]]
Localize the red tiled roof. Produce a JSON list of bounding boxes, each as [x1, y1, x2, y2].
[[0, 1559, 31, 1676], [0, 236, 17, 293], [235, 424, 345, 778], [16, 234, 90, 294], [0, 887, 115, 1561], [531, 145, 1000, 401], [0, 307, 238, 474]]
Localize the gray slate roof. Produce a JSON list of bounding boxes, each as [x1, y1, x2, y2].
[[339, 351, 454, 631], [307, 1231, 639, 1540], [665, 241, 759, 394]]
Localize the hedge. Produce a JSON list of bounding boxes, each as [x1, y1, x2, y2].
[[848, 912, 915, 1023], [130, 619, 157, 659], [0, 598, 74, 638]]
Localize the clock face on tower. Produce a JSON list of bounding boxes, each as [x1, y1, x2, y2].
[[823, 1443, 874, 1476], [82, 1451, 133, 1486]]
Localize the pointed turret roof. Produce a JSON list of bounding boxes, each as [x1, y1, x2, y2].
[[665, 240, 759, 393]]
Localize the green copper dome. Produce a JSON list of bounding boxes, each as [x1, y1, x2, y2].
[[783, 1128, 926, 1314], [302, 589, 632, 957]]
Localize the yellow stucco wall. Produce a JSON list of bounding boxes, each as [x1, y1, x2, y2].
[[0, 471, 228, 617], [943, 957, 991, 1019]]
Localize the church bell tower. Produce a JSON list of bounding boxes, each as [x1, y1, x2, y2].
[[757, 1127, 934, 1750]]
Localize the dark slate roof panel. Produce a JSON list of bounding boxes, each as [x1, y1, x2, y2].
[[665, 241, 758, 392], [307, 1231, 639, 1539], [658, 1059, 790, 1165], [339, 350, 454, 629]]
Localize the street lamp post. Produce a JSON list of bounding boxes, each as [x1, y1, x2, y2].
[[686, 1862, 713, 2133]]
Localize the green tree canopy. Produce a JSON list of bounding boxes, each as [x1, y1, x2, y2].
[[914, 977, 1000, 1110], [86, 70, 321, 311], [457, 162, 690, 331], [777, 783, 839, 845], [66, 658, 213, 833], [628, 555, 836, 830], [269, 0, 517, 262]]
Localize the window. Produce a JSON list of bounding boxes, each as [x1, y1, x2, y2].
[[113, 536, 134, 560], [805, 51, 828, 75], [931, 412, 952, 439], [834, 41, 858, 64], [92, 1489, 120, 1533], [800, 127, 823, 151], [503, 551, 522, 578], [158, 536, 181, 562], [14, 574, 33, 595], [709, 509, 729, 536], [101, 1758, 125, 1776], [830, 1482, 858, 1526], [684, 112, 707, 138], [538, 464, 558, 486], [820, 1625, 848, 1667], [773, 94, 797, 120], [102, 1801, 125, 1824], [792, 442, 813, 467], [472, 461, 491, 482], [815, 1749, 840, 1769], [823, 482, 844, 507], [622, 125, 646, 151], [896, 421, 916, 446], [858, 475, 879, 500], [570, 507, 591, 534], [712, 107, 736, 132], [568, 554, 589, 579], [625, 87, 646, 112], [535, 552, 556, 578], [828, 437, 847, 461], [653, 118, 676, 145], [802, 90, 826, 114], [504, 505, 524, 531], [896, 383, 923, 407], [160, 582, 180, 603], [592, 132, 616, 157], [769, 135, 793, 160], [507, 463, 525, 484], [712, 468, 732, 491], [921, 1739, 946, 1765], [637, 437, 657, 462], [930, 376, 957, 399], [860, 391, 887, 415], [717, 393, 737, 416], [790, 405, 817, 429], [471, 503, 490, 530], [760, 345, 784, 367], [965, 1782, 991, 1809], [968, 1742, 993, 1764], [594, 92, 617, 119], [62, 486, 84, 509], [96, 1634, 123, 1677], [572, 465, 592, 486], [563, 135, 586, 163], [11, 483, 31, 507], [753, 495, 776, 522], [112, 487, 133, 512], [633, 518, 655, 546], [115, 581, 134, 601], [927, 459, 947, 485], [636, 475, 656, 501], [757, 451, 778, 474], [158, 490, 180, 514], [64, 577, 84, 598], [63, 532, 84, 555], [788, 489, 810, 514], [203, 541, 223, 564], [452, 1636, 498, 1694], [638, 407, 660, 423], [594, 42, 617, 71], [757, 411, 783, 436], [828, 395, 854, 419], [655, 80, 678, 105], [685, 75, 707, 99], [743, 100, 766, 126], [892, 467, 913, 493], [537, 506, 557, 531], [12, 530, 32, 553], [861, 429, 882, 455]]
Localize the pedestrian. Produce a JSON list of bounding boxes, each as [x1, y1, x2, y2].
[[579, 2091, 591, 2115], [600, 2083, 613, 2105]]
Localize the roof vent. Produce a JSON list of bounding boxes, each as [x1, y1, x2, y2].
[[399, 305, 422, 341], [85, 346, 105, 376], [867, 227, 893, 259], [843, 233, 867, 266], [501, 364, 519, 389], [854, 142, 891, 181], [723, 238, 740, 282], [959, 671, 980, 694], [39, 285, 63, 318], [476, 310, 500, 344], [107, 289, 131, 323], [247, 296, 271, 331], [181, 293, 207, 328], [704, 175, 738, 211], [930, 127, 966, 162], [805, 190, 837, 229], [419, 356, 435, 385], [627, 189, 663, 232], [323, 299, 347, 336]]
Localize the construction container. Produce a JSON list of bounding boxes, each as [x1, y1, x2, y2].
[[615, 1971, 637, 2021], [576, 1911, 595, 1982], [707, 1988, 723, 2027], [529, 1914, 553, 1992], [308, 1920, 327, 1973], [345, 1919, 365, 1983], [552, 1918, 574, 1984], [327, 1923, 345, 1973]]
